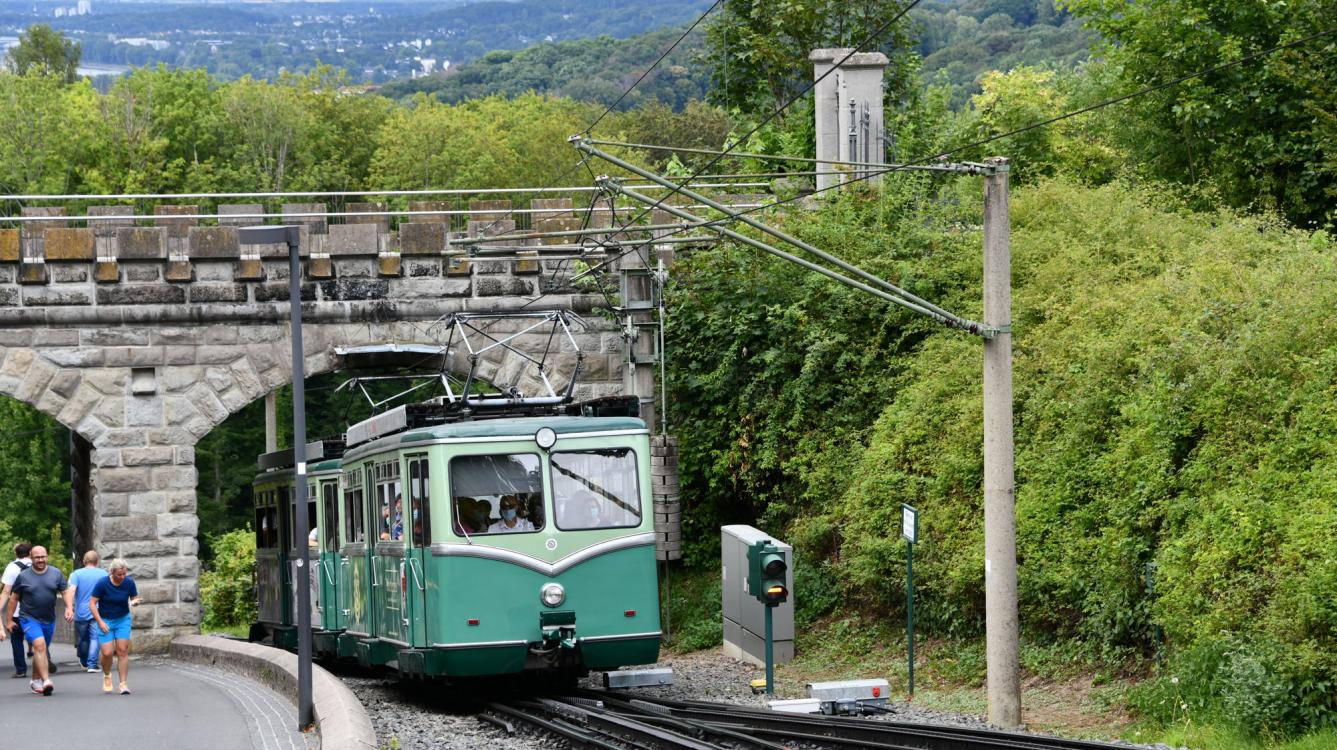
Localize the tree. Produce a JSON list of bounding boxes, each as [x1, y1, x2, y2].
[[702, 0, 920, 115], [1062, 0, 1337, 227], [5, 25, 81, 84], [0, 398, 70, 553]]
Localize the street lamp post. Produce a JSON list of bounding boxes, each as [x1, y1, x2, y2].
[[238, 225, 313, 731]]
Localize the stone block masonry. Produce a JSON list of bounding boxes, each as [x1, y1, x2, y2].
[[0, 197, 659, 652]]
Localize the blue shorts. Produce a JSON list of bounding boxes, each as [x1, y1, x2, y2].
[[97, 614, 133, 644], [19, 617, 55, 646]]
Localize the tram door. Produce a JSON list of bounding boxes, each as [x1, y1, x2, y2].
[[341, 465, 370, 636], [319, 479, 342, 631], [370, 458, 407, 644], [404, 454, 432, 647]]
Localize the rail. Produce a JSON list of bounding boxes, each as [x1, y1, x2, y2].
[[484, 690, 1135, 750]]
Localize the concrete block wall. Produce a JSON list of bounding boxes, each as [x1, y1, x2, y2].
[[651, 435, 682, 561]]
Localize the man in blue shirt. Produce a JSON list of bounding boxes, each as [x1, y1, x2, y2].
[[69, 550, 109, 672], [1, 546, 73, 696]]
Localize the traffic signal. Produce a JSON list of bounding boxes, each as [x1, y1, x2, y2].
[[746, 540, 788, 605]]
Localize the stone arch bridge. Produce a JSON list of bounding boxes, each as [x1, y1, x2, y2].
[[0, 198, 675, 651]]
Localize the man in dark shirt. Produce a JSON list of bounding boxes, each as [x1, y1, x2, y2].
[[1, 546, 73, 695]]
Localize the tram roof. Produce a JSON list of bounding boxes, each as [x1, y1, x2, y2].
[[399, 415, 646, 442]]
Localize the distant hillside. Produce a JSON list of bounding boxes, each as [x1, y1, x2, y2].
[[378, 0, 1093, 109], [379, 27, 708, 110], [4, 0, 715, 82], [917, 0, 1094, 105]]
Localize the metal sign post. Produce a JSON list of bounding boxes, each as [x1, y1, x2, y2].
[[240, 225, 312, 731], [902, 503, 918, 700]]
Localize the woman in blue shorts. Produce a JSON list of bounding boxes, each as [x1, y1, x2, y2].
[[90, 559, 142, 695]]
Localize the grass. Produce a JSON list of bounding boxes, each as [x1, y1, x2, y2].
[[658, 564, 1336, 750], [201, 623, 250, 638]]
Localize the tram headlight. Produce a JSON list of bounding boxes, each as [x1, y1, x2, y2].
[[535, 427, 557, 450], [540, 582, 566, 608]]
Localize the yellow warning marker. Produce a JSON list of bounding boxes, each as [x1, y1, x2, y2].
[[749, 678, 769, 694]]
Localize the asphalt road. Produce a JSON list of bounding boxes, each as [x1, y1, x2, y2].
[[0, 640, 314, 750]]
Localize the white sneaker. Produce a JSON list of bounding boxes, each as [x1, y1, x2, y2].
[[29, 679, 42, 694]]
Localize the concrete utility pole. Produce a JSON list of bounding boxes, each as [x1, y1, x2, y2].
[[264, 391, 278, 452], [982, 157, 1021, 728]]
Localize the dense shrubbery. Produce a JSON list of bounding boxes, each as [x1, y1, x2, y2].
[[667, 177, 1337, 732], [200, 528, 257, 629]]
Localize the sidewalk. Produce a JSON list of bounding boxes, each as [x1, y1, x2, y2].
[[0, 640, 315, 750]]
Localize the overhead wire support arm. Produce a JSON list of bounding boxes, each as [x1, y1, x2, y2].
[[584, 138, 976, 174], [599, 176, 986, 336], [575, 138, 993, 337]]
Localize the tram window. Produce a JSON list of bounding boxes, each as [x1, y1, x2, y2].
[[407, 455, 431, 547], [255, 495, 278, 549], [553, 449, 641, 531], [322, 482, 339, 553], [279, 486, 292, 552], [343, 469, 364, 543], [449, 453, 543, 535], [374, 460, 403, 542]]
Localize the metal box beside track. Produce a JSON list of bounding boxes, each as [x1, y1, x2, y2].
[[720, 525, 794, 666]]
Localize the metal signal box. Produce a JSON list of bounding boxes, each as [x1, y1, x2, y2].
[[721, 525, 794, 666]]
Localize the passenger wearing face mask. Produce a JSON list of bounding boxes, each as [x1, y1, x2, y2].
[[488, 495, 535, 533]]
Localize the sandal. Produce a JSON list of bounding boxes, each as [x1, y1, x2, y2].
[[102, 674, 113, 693], [119, 682, 131, 695]]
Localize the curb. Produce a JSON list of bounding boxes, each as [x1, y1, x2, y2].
[[170, 634, 377, 750]]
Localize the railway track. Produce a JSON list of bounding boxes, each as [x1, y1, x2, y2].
[[486, 690, 1134, 750]]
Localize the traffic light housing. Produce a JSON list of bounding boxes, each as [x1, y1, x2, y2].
[[746, 540, 788, 606]]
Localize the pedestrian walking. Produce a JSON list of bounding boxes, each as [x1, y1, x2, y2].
[[69, 550, 109, 672], [0, 542, 34, 679], [90, 559, 142, 695], [0, 545, 73, 695]]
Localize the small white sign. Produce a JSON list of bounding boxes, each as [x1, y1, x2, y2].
[[901, 504, 918, 544]]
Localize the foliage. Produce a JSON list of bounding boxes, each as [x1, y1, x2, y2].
[[702, 0, 921, 114], [914, 2, 1093, 107], [1061, 0, 1337, 228], [199, 528, 257, 629], [370, 93, 597, 190], [4, 25, 81, 84], [660, 566, 723, 653], [666, 176, 1337, 731], [381, 27, 711, 111], [0, 399, 70, 555], [0, 73, 103, 195]]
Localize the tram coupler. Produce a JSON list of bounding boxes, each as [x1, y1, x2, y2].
[[539, 610, 577, 650]]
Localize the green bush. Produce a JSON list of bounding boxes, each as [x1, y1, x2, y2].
[[660, 567, 722, 653], [199, 528, 257, 629]]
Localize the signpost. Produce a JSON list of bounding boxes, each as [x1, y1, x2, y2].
[[902, 503, 918, 700]]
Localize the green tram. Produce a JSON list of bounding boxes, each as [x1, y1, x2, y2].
[[252, 397, 662, 682], [251, 441, 345, 649]]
